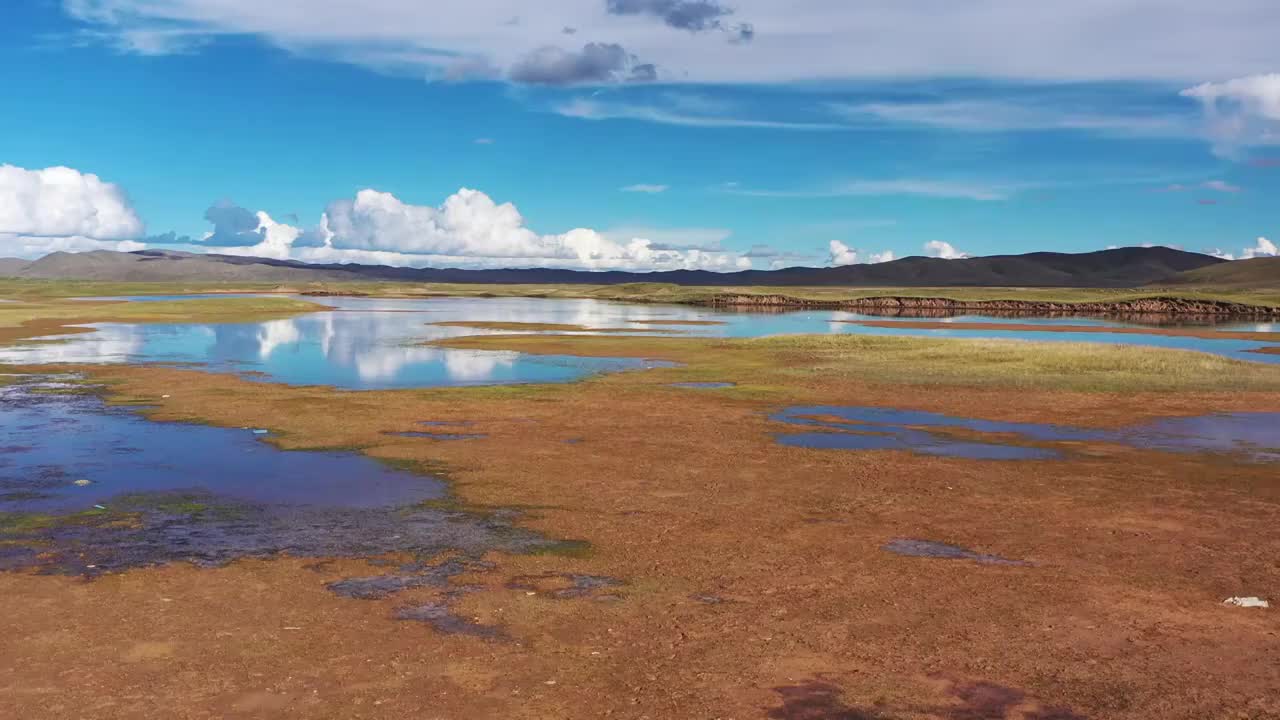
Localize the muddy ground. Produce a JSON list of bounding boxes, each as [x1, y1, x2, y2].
[[2, 330, 1279, 719]]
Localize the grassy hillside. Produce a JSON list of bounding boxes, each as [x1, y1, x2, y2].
[[1162, 256, 1280, 289]]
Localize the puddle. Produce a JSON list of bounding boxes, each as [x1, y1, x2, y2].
[[325, 559, 488, 599], [506, 572, 625, 600], [768, 677, 1087, 720], [670, 382, 736, 389], [0, 381, 560, 575], [771, 406, 1280, 462], [0, 383, 445, 511], [883, 538, 1029, 565], [392, 600, 503, 638]]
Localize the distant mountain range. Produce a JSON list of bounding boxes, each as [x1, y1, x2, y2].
[[0, 246, 1240, 288]]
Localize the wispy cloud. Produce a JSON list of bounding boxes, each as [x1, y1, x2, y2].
[[1201, 179, 1242, 193], [828, 99, 1192, 137], [1182, 74, 1280, 158], [1153, 180, 1242, 193], [721, 179, 1013, 201], [553, 98, 850, 131], [620, 183, 669, 194]]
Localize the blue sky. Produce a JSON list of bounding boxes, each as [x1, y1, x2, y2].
[[1, 1, 1279, 269]]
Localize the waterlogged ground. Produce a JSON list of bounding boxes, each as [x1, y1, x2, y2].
[[0, 296, 1275, 390], [0, 380, 562, 578], [771, 405, 1280, 461], [3, 295, 1280, 719]]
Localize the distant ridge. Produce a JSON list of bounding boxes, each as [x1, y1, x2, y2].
[[1161, 256, 1280, 289], [1, 246, 1227, 288], [0, 258, 31, 275]]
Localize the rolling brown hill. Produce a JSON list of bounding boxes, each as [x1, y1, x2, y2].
[[0, 246, 1228, 288], [1160, 256, 1280, 289]]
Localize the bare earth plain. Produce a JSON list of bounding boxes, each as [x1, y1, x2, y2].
[[1, 293, 1279, 720]]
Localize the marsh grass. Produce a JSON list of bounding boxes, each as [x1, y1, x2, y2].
[[0, 296, 327, 345], [749, 334, 1280, 392], [435, 332, 1280, 393]]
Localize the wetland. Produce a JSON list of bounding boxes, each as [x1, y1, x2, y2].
[[2, 285, 1279, 720]]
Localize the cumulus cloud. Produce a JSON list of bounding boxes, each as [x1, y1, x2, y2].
[[509, 43, 655, 85], [827, 240, 895, 267], [604, 0, 753, 42], [1181, 74, 1280, 157], [213, 187, 751, 271], [1205, 237, 1277, 260], [201, 201, 266, 246], [0, 164, 151, 258], [620, 184, 669, 193], [0, 164, 143, 240], [1243, 236, 1278, 259], [923, 240, 968, 259]]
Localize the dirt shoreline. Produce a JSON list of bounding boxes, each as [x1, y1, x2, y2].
[[704, 293, 1280, 317], [844, 319, 1280, 342]]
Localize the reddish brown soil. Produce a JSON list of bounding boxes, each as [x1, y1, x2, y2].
[[2, 364, 1279, 719]]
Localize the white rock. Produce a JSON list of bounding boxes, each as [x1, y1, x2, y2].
[[1224, 596, 1270, 608]]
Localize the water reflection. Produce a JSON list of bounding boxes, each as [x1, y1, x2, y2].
[[0, 301, 672, 389], [0, 296, 1275, 390]]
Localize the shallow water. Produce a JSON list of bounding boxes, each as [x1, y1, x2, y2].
[[771, 405, 1280, 461], [0, 381, 559, 575], [0, 382, 443, 511], [883, 538, 1029, 565], [0, 296, 1274, 390]]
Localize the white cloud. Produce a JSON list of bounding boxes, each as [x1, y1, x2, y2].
[[61, 2, 1280, 83], [620, 184, 669, 194], [1200, 179, 1242, 193], [829, 100, 1191, 137], [601, 226, 730, 250], [473, 138, 495, 145], [1242, 236, 1278, 259], [554, 98, 849, 131], [827, 240, 895, 267], [923, 240, 968, 259], [1181, 74, 1280, 157], [726, 180, 1010, 201], [0, 233, 147, 259], [0, 164, 144, 241], [1208, 237, 1278, 260], [216, 187, 752, 271]]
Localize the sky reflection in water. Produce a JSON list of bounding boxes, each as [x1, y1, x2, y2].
[[0, 296, 1273, 390]]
